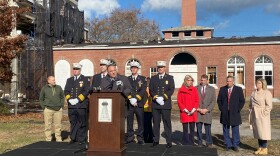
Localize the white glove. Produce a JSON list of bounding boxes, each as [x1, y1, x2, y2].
[[156, 96, 164, 105], [69, 99, 76, 105], [73, 98, 79, 105], [129, 98, 137, 105]]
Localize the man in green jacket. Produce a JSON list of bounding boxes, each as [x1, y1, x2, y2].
[[39, 76, 65, 142]]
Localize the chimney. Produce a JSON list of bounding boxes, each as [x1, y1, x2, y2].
[[181, 0, 196, 27]]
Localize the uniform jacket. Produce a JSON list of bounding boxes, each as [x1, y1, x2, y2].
[[149, 74, 175, 109], [177, 85, 199, 123], [249, 89, 273, 140], [92, 73, 107, 88], [127, 75, 147, 108], [100, 74, 132, 97], [196, 84, 216, 124], [217, 85, 245, 126], [64, 74, 90, 109]]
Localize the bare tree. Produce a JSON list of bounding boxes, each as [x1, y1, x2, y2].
[[86, 8, 161, 43], [0, 0, 28, 82]]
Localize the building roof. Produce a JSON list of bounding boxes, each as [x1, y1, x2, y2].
[[162, 26, 214, 32], [53, 36, 280, 50]]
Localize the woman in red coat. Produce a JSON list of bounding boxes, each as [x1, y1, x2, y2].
[[177, 75, 199, 145]]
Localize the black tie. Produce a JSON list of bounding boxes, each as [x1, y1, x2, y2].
[[160, 76, 163, 79], [102, 74, 105, 78], [74, 76, 77, 81]]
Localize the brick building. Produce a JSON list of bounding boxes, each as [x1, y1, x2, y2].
[[53, 0, 280, 99]]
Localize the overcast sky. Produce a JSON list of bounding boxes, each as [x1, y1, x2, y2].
[[78, 0, 280, 37]]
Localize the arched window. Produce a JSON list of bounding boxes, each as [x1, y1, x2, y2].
[[79, 59, 94, 77], [227, 56, 245, 86], [254, 55, 273, 86], [125, 59, 141, 76], [55, 60, 71, 89]]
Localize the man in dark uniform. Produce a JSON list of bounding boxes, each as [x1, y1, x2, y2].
[[91, 59, 109, 88], [64, 63, 90, 145], [149, 61, 175, 148], [126, 61, 147, 145], [100, 64, 132, 97]]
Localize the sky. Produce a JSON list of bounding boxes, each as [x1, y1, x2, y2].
[[78, 0, 280, 38]]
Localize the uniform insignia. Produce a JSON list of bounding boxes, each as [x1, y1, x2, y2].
[[79, 81, 83, 87], [166, 80, 168, 84], [138, 81, 142, 87]]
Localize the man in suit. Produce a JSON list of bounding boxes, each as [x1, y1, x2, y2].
[[100, 63, 132, 97], [149, 61, 175, 148], [196, 74, 216, 147], [126, 61, 147, 145], [64, 63, 91, 145], [217, 75, 245, 152], [91, 59, 110, 88]]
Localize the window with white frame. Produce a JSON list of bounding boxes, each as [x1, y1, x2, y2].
[[125, 59, 141, 76], [254, 55, 273, 86], [206, 66, 217, 85], [227, 56, 245, 86], [150, 67, 158, 77]]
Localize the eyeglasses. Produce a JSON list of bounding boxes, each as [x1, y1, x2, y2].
[[73, 68, 80, 70]]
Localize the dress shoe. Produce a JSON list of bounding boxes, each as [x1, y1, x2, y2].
[[125, 140, 133, 145], [151, 142, 159, 147], [79, 141, 86, 145], [233, 147, 239, 152], [166, 143, 172, 148], [68, 140, 75, 144], [138, 141, 145, 145]]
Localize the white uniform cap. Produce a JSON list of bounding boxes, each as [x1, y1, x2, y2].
[[130, 61, 140, 68], [100, 59, 110, 65], [73, 63, 82, 69], [156, 61, 166, 67]]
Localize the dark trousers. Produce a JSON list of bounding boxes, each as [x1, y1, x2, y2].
[[182, 122, 195, 145], [68, 108, 87, 142], [143, 112, 153, 143], [126, 106, 144, 142], [258, 139, 268, 148], [152, 109, 172, 143], [196, 122, 213, 145], [223, 124, 240, 148]]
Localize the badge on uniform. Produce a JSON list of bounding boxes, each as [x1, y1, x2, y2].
[[166, 80, 168, 84], [138, 81, 142, 87], [79, 81, 83, 87]]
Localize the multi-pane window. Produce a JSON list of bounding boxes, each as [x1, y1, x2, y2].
[[227, 56, 245, 86], [172, 32, 179, 38], [125, 59, 141, 76], [207, 66, 217, 85], [150, 67, 158, 77], [254, 55, 273, 86]]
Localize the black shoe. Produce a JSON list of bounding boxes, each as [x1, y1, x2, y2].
[[151, 142, 159, 147], [68, 140, 75, 144], [166, 143, 172, 148], [233, 147, 239, 152], [125, 140, 133, 145], [138, 141, 145, 145], [79, 141, 86, 145]]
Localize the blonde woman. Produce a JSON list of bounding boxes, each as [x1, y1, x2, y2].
[[249, 78, 273, 155], [177, 75, 199, 145]]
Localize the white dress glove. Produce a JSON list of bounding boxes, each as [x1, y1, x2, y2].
[[69, 99, 76, 105], [156, 96, 164, 105], [73, 98, 79, 105], [129, 98, 137, 105]]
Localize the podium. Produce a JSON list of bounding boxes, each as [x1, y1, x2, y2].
[[87, 91, 126, 156]]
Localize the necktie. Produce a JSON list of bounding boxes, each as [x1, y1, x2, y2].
[[160, 76, 163, 79], [133, 77, 135, 81], [74, 76, 77, 81], [228, 88, 231, 109], [202, 86, 205, 100], [102, 74, 105, 78]]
